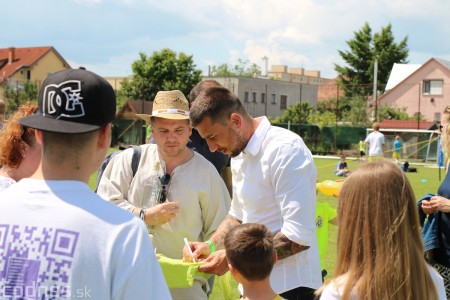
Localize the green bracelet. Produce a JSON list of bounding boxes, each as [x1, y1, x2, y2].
[[205, 240, 215, 253]]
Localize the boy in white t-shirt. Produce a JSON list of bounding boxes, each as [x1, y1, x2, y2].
[[0, 68, 170, 299]]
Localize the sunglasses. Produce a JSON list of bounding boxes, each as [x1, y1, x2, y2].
[[159, 174, 171, 203]]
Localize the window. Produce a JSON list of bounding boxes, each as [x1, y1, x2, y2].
[[244, 91, 249, 103], [261, 93, 266, 103], [435, 113, 441, 122], [271, 94, 277, 104], [423, 80, 443, 95], [280, 95, 287, 109], [252, 92, 257, 103]]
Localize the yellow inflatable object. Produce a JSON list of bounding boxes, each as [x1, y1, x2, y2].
[[317, 180, 344, 196]]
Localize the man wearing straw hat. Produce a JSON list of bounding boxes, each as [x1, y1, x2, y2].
[[97, 90, 230, 299]]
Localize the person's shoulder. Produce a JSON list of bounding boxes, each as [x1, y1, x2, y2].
[[319, 276, 347, 299]]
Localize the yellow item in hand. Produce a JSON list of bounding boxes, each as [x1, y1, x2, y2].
[[156, 254, 212, 289], [317, 180, 343, 196]]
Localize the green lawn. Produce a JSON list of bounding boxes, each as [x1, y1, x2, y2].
[[315, 156, 443, 279]]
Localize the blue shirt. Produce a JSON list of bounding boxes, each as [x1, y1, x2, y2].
[[393, 140, 401, 153]]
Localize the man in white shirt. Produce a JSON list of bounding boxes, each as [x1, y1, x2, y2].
[[365, 122, 385, 162], [0, 68, 170, 299], [186, 87, 321, 300]]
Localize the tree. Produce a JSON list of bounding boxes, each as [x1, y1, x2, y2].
[[210, 59, 261, 77], [3, 81, 38, 113], [377, 104, 410, 121], [341, 97, 370, 127], [118, 49, 202, 104], [273, 101, 313, 124], [335, 23, 409, 98]]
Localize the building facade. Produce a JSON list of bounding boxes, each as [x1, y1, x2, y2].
[[203, 76, 318, 118]]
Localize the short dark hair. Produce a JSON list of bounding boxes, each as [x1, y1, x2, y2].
[[224, 223, 275, 281], [190, 87, 245, 127], [189, 80, 222, 103]]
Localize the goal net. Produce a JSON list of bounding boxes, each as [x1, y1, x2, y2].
[[366, 128, 441, 166]]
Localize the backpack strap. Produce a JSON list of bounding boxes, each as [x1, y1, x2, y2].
[[130, 145, 142, 177]]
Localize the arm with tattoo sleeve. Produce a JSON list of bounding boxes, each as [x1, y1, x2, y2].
[[210, 214, 242, 249], [273, 231, 310, 260]]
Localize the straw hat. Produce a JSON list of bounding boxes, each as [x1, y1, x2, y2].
[[136, 90, 189, 124]]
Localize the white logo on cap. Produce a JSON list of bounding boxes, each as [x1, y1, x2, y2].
[[43, 80, 85, 119]]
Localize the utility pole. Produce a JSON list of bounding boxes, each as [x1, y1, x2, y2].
[[373, 56, 378, 121]]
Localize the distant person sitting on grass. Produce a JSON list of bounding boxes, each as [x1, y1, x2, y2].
[[335, 155, 350, 177], [224, 223, 284, 300]]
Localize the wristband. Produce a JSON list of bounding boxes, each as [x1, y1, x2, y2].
[[139, 209, 146, 221], [205, 240, 215, 253]]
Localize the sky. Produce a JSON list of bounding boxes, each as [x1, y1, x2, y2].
[[2, 0, 450, 79]]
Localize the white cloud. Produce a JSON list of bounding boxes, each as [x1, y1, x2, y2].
[[3, 0, 448, 80]]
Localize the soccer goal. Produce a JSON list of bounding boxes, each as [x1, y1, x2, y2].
[[366, 128, 440, 166]]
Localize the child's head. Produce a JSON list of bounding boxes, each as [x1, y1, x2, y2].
[[224, 223, 276, 282], [340, 154, 346, 161]]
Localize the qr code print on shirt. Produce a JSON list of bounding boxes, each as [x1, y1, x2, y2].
[[0, 224, 79, 299]]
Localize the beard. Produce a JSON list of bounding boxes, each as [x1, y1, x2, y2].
[[220, 127, 247, 158]]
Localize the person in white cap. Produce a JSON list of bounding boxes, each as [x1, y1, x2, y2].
[[97, 90, 230, 300], [0, 68, 170, 299]]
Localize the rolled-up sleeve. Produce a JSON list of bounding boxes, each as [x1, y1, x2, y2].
[[271, 142, 317, 246]]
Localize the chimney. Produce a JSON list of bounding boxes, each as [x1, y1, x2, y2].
[[8, 47, 15, 64]]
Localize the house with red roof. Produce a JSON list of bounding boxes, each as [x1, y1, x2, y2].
[[0, 46, 70, 104]]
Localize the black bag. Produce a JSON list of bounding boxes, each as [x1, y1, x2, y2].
[[95, 145, 142, 192]]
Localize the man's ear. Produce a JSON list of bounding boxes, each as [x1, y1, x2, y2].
[[35, 130, 43, 145], [229, 113, 242, 129], [98, 123, 112, 149]]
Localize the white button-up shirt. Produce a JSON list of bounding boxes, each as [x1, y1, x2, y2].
[[229, 116, 322, 293]]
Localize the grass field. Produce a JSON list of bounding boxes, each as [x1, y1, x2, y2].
[[89, 153, 444, 289], [315, 156, 443, 279]]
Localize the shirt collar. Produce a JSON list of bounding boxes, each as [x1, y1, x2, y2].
[[244, 116, 270, 157]]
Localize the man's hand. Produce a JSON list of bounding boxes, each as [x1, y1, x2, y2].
[[182, 241, 211, 262], [145, 202, 179, 225], [197, 250, 229, 275], [182, 244, 229, 275]]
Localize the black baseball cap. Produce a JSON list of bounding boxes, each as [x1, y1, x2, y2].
[[19, 68, 116, 134]]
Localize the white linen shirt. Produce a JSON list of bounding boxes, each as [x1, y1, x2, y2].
[[97, 144, 230, 259], [229, 116, 322, 293]]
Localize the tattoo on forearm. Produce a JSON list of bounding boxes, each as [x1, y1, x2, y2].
[[273, 232, 309, 260], [212, 215, 241, 250]]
